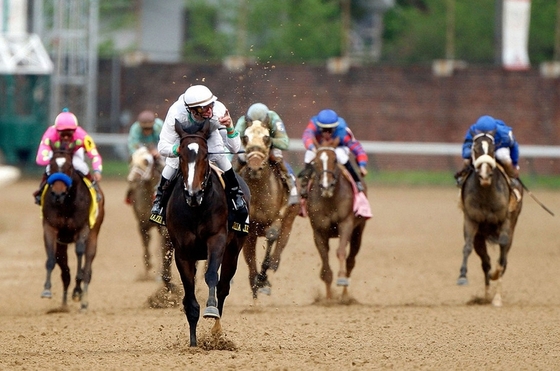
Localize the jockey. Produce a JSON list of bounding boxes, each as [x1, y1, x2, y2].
[[455, 115, 520, 187], [149, 84, 248, 226], [235, 102, 299, 205], [127, 110, 164, 157], [299, 109, 368, 198], [125, 110, 164, 204], [33, 108, 103, 205]]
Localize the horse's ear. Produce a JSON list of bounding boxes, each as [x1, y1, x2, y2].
[[175, 119, 186, 137], [200, 120, 212, 139]]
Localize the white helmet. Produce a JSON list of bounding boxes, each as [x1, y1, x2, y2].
[[183, 85, 217, 107], [246, 103, 269, 121]]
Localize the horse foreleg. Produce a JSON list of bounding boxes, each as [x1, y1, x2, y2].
[[175, 255, 199, 347], [313, 232, 333, 300], [55, 243, 71, 307], [473, 233, 491, 302], [255, 239, 274, 296], [72, 240, 86, 302], [41, 228, 58, 299], [203, 235, 225, 319], [336, 222, 354, 287], [458, 220, 477, 286]]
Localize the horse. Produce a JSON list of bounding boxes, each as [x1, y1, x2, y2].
[[166, 119, 249, 347], [40, 144, 105, 312], [458, 130, 523, 307], [127, 147, 180, 307], [305, 146, 368, 301], [238, 119, 299, 299], [127, 147, 173, 281]]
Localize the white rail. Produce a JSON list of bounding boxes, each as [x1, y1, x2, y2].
[[90, 133, 560, 158]]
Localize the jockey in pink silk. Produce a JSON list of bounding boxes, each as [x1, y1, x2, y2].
[[33, 109, 103, 205]]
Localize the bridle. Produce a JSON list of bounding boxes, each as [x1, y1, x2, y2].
[[179, 133, 211, 206]]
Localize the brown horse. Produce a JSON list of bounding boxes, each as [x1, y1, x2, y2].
[[305, 147, 368, 301], [127, 147, 173, 282], [40, 145, 104, 312], [127, 147, 180, 307], [166, 119, 249, 347], [458, 131, 523, 307], [239, 119, 298, 299]]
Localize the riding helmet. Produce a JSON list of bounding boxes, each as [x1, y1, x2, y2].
[[474, 115, 497, 132], [54, 108, 79, 131], [246, 103, 269, 121], [182, 85, 217, 108], [138, 110, 156, 129], [316, 109, 339, 129]]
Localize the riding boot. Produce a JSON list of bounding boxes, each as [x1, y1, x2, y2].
[[149, 176, 173, 225], [85, 173, 102, 202], [273, 159, 300, 205], [222, 168, 248, 216], [297, 163, 315, 199], [343, 162, 364, 192], [33, 172, 48, 205]]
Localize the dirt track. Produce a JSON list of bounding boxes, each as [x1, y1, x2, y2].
[[1, 179, 559, 370]]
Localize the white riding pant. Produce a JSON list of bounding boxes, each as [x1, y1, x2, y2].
[[304, 147, 349, 165], [495, 147, 512, 165], [46, 148, 89, 176], [163, 135, 232, 179]]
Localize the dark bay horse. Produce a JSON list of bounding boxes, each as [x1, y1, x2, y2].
[[166, 119, 249, 347], [239, 119, 298, 299], [306, 147, 368, 301], [458, 130, 523, 307], [127, 147, 179, 307], [40, 145, 104, 312]]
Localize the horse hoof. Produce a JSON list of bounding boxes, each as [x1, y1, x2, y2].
[[336, 277, 349, 287], [456, 277, 469, 286], [203, 306, 220, 319], [41, 290, 52, 299], [257, 286, 271, 296]]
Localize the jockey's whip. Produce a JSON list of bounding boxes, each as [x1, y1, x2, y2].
[[517, 178, 555, 217]]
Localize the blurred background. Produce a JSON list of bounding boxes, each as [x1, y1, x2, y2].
[[1, 0, 560, 182]]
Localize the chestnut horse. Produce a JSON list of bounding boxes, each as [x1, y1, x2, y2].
[[166, 119, 249, 347], [239, 119, 298, 299], [458, 130, 523, 307], [40, 145, 104, 312], [306, 147, 368, 301], [127, 147, 173, 285]]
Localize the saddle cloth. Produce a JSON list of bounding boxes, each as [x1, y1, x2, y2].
[[40, 176, 99, 229]]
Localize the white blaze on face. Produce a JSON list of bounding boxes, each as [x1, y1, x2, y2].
[[319, 151, 329, 188], [245, 120, 268, 148], [55, 157, 66, 168], [187, 143, 199, 193], [482, 140, 489, 155]]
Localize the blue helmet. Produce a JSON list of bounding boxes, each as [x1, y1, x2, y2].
[[474, 115, 497, 132], [316, 109, 339, 129]]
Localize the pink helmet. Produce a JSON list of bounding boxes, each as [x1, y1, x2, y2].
[[54, 109, 79, 131]]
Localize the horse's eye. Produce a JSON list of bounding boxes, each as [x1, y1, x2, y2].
[[143, 159, 149, 166], [241, 136, 248, 144]]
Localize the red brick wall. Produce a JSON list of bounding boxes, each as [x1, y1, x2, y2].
[[98, 61, 560, 174]]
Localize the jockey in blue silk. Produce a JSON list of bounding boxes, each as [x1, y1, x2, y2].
[[455, 115, 520, 186], [299, 109, 368, 197]]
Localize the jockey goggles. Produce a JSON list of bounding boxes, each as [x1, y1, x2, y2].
[[189, 102, 214, 114]]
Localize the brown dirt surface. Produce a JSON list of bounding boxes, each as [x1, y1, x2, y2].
[[1, 179, 560, 370]]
